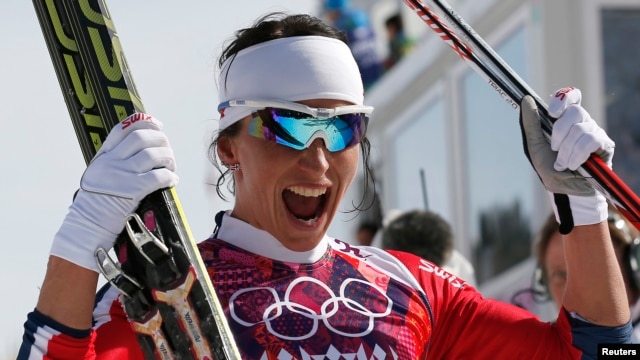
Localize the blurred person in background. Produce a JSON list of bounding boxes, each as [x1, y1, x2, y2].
[[534, 206, 640, 342], [382, 209, 454, 266], [323, 0, 383, 89], [381, 209, 477, 286], [355, 220, 379, 246], [383, 12, 415, 70]]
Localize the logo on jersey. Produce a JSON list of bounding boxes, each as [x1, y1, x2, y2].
[[334, 239, 372, 259], [228, 276, 393, 340], [419, 259, 466, 289]]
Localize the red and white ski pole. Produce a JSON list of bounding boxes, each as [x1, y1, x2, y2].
[[403, 0, 640, 230]]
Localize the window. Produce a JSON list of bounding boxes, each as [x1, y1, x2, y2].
[[390, 97, 452, 220], [601, 9, 640, 195], [460, 26, 540, 283]]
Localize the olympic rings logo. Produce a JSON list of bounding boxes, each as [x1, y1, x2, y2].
[[229, 276, 393, 340]]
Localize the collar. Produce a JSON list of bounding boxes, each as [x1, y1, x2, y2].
[[213, 211, 330, 264]]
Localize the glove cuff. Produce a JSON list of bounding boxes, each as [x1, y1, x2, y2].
[[547, 191, 608, 232], [49, 206, 118, 272]]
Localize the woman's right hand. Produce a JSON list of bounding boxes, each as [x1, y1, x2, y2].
[[49, 113, 179, 271]]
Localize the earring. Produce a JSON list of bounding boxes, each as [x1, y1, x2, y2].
[[223, 162, 241, 171]]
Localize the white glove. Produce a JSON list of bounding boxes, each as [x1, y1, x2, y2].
[[50, 113, 179, 271], [548, 87, 614, 171], [520, 87, 614, 234]]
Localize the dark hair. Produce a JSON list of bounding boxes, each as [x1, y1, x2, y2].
[[358, 221, 379, 234], [217, 13, 346, 70], [385, 13, 403, 30], [533, 213, 559, 272], [207, 12, 376, 213], [381, 210, 454, 266]]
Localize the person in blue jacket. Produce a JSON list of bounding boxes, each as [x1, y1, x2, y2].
[[324, 0, 383, 89]]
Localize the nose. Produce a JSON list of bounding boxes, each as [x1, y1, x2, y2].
[[298, 138, 330, 175]]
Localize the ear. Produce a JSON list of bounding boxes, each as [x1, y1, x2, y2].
[[217, 135, 238, 165]]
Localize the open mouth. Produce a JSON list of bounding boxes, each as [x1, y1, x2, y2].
[[282, 186, 328, 223]]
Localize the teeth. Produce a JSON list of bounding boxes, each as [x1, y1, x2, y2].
[[298, 216, 319, 223], [287, 186, 326, 197]]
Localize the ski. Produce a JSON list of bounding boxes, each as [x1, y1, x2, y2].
[[32, 0, 241, 358]]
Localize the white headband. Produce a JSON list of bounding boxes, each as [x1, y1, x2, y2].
[[217, 36, 365, 130]]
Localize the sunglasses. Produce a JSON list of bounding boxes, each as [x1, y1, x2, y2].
[[220, 99, 373, 152]]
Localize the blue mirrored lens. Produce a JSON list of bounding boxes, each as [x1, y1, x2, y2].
[[249, 108, 367, 151]]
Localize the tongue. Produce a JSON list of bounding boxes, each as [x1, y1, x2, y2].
[[283, 190, 322, 220]]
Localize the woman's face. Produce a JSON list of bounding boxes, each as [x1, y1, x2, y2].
[[219, 99, 361, 251], [544, 231, 566, 309], [544, 227, 638, 309]]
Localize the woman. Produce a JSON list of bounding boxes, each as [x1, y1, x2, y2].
[[536, 207, 640, 342], [19, 13, 630, 359]]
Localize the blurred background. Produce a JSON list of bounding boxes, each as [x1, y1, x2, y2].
[[328, 0, 640, 320], [2, 0, 640, 356]]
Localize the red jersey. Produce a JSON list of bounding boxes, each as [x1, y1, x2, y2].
[[19, 212, 631, 359]]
